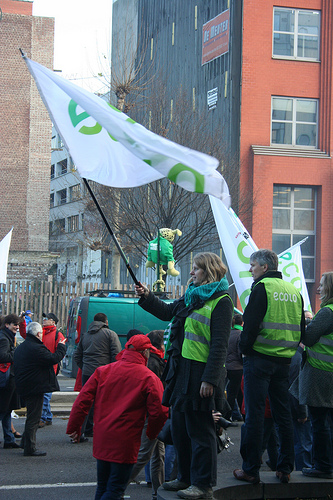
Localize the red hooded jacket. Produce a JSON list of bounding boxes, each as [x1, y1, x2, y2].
[[66, 348, 168, 463]]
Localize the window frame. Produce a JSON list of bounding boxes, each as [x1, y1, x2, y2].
[[67, 214, 79, 233], [272, 185, 316, 282], [271, 96, 318, 148], [272, 7, 321, 62], [57, 189, 67, 206]]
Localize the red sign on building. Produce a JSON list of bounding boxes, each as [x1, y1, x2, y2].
[[202, 10, 230, 65]]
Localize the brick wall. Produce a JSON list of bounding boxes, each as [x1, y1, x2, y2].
[[0, 0, 32, 16], [239, 0, 333, 310], [0, 5, 54, 263]]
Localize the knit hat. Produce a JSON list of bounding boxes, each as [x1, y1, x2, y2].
[[125, 334, 153, 351]]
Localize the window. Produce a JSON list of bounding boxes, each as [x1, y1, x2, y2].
[[50, 193, 54, 208], [51, 164, 55, 179], [54, 218, 65, 234], [69, 184, 81, 202], [271, 97, 318, 147], [58, 159, 67, 175], [273, 8, 320, 60], [272, 185, 316, 281], [51, 134, 64, 149], [57, 189, 67, 205], [68, 215, 79, 233]]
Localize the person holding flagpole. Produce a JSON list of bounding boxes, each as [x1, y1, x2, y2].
[[135, 252, 233, 500]]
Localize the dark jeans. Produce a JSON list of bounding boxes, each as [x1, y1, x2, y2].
[[95, 460, 133, 500], [226, 369, 243, 420], [293, 418, 312, 470], [171, 408, 217, 488], [81, 373, 94, 436], [308, 405, 333, 473], [21, 394, 44, 454], [262, 417, 279, 470], [241, 355, 294, 478]]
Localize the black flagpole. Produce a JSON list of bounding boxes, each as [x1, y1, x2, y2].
[[83, 178, 140, 286]]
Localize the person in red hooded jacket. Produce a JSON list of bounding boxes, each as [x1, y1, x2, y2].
[[66, 334, 168, 500]]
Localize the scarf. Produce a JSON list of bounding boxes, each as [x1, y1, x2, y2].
[[184, 276, 229, 307]]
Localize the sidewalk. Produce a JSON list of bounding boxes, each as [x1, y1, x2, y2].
[[15, 373, 78, 417]]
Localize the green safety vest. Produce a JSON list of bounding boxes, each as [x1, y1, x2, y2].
[[182, 294, 231, 363], [307, 304, 333, 372], [252, 278, 302, 358]]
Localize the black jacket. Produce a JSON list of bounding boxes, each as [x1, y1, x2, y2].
[[240, 271, 305, 363], [0, 327, 20, 412], [14, 334, 66, 397], [139, 290, 233, 410]]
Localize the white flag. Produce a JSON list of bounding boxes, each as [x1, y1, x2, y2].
[[0, 229, 13, 284], [210, 197, 312, 311], [209, 196, 257, 309], [22, 56, 230, 206], [278, 238, 312, 312]]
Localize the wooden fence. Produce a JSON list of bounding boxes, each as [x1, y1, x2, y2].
[[0, 280, 186, 330]]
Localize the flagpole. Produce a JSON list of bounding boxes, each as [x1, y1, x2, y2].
[[83, 178, 140, 286]]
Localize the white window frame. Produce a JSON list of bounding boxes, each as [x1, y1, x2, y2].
[[272, 185, 316, 282], [271, 97, 318, 148], [272, 7, 320, 61]]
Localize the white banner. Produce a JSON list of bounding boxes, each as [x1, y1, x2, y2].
[[210, 197, 312, 311], [210, 196, 257, 309], [278, 238, 312, 312], [23, 56, 230, 206], [0, 229, 13, 284]]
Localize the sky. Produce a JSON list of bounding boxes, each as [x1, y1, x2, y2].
[[32, 0, 113, 93]]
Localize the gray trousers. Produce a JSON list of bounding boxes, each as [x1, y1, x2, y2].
[[129, 419, 165, 497]]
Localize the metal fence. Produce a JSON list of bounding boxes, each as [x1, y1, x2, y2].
[[0, 280, 186, 330]]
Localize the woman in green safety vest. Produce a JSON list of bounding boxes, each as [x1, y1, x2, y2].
[[292, 271, 333, 480], [135, 252, 233, 500]]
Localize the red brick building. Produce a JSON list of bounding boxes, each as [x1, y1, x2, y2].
[[240, 0, 332, 309], [0, 0, 57, 278]]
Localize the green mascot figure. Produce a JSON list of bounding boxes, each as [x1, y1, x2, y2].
[[146, 228, 182, 291]]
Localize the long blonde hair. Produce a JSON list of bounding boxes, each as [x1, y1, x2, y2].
[[188, 252, 228, 286]]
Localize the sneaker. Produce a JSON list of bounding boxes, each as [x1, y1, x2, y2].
[[177, 485, 213, 499], [38, 421, 45, 428], [302, 467, 333, 479], [276, 471, 290, 483], [45, 420, 52, 426], [162, 479, 191, 491]]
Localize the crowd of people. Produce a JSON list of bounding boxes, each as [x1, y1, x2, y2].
[[1, 249, 332, 500]]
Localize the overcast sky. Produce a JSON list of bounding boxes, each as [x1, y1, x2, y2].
[[32, 0, 112, 92]]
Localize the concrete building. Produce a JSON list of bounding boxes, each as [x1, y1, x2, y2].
[[0, 0, 57, 279], [112, 0, 333, 309], [49, 127, 102, 284]]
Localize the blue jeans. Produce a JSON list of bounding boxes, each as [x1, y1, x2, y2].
[[41, 392, 53, 422], [308, 405, 333, 473], [0, 411, 15, 444], [293, 418, 312, 470], [165, 445, 177, 481], [95, 460, 133, 500], [241, 355, 294, 477]]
